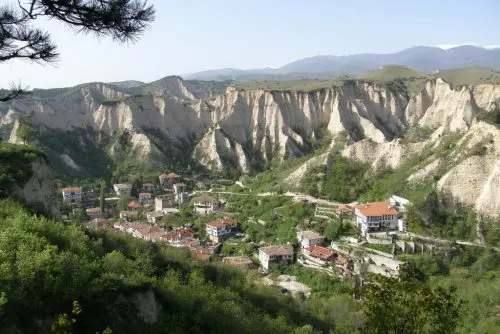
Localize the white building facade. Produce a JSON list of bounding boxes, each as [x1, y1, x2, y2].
[[62, 187, 82, 203], [355, 201, 398, 236]]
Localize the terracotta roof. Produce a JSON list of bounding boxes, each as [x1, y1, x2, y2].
[[222, 256, 252, 266], [114, 183, 132, 189], [62, 187, 81, 192], [356, 201, 398, 217], [178, 228, 196, 238], [259, 244, 294, 256], [120, 211, 138, 217], [128, 201, 142, 209], [195, 195, 218, 203], [86, 207, 101, 213], [139, 192, 151, 196], [306, 246, 334, 260], [337, 204, 354, 213], [160, 172, 180, 179], [297, 230, 323, 240], [207, 219, 236, 229], [147, 211, 165, 218], [190, 247, 211, 261]]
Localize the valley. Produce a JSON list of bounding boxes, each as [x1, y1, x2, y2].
[[1, 65, 500, 333]]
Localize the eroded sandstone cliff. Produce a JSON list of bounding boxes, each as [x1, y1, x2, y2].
[[0, 75, 499, 216]]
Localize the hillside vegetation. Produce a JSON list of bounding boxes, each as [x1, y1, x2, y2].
[[435, 67, 500, 87], [0, 142, 45, 197]]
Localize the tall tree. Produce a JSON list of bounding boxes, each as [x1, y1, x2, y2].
[[1, 0, 155, 101], [360, 263, 462, 334], [99, 180, 106, 214]]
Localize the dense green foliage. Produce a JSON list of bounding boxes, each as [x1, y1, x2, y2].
[[0, 142, 45, 197], [0, 199, 334, 333], [360, 263, 463, 334], [400, 245, 500, 333], [301, 154, 370, 202], [226, 195, 313, 244], [436, 67, 500, 87]]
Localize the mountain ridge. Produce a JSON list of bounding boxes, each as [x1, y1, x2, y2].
[[1, 68, 499, 217], [185, 45, 500, 80]]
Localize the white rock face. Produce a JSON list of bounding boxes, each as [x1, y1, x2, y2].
[[1, 76, 499, 216], [11, 159, 58, 217]]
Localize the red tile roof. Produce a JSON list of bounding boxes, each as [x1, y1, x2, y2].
[[62, 187, 81, 192], [337, 204, 354, 213], [259, 244, 294, 256], [160, 172, 180, 179], [86, 207, 101, 213], [128, 201, 142, 209], [195, 195, 218, 203], [306, 246, 334, 260], [207, 219, 236, 229], [356, 201, 398, 217], [222, 256, 252, 266]]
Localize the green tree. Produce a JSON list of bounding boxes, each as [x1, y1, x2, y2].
[[99, 180, 106, 214], [0, 0, 155, 101], [360, 263, 462, 334], [17, 123, 34, 145]]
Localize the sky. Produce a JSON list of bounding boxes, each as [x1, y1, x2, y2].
[[1, 0, 499, 89]]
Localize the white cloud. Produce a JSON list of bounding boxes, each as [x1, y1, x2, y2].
[[437, 43, 500, 50]]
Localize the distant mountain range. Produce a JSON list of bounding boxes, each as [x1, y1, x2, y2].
[[185, 45, 500, 81]]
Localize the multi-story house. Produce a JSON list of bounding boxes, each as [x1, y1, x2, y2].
[[205, 218, 237, 243], [113, 183, 132, 197], [194, 195, 220, 214], [142, 183, 154, 192], [138, 192, 152, 204], [61, 187, 82, 204], [172, 183, 186, 194], [355, 201, 398, 236], [297, 230, 324, 249], [85, 207, 101, 219], [159, 172, 181, 188], [258, 244, 294, 270]]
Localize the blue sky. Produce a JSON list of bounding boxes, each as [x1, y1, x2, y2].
[[1, 0, 499, 88]]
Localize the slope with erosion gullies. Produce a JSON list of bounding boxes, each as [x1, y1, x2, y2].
[[1, 68, 499, 207]]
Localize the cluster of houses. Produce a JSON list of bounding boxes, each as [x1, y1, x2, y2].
[[60, 171, 226, 223]]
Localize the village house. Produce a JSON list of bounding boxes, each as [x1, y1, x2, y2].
[[138, 192, 152, 204], [297, 230, 324, 249], [335, 204, 354, 218], [146, 211, 165, 224], [258, 244, 294, 270], [159, 172, 181, 188], [88, 217, 107, 229], [85, 207, 101, 219], [142, 183, 154, 192], [355, 201, 398, 236], [304, 246, 335, 265], [113, 183, 132, 197], [194, 195, 220, 215], [119, 210, 139, 221], [61, 187, 82, 203], [205, 218, 237, 243], [127, 200, 142, 211], [190, 247, 211, 261], [155, 197, 177, 213], [172, 183, 186, 194], [176, 192, 189, 205], [222, 256, 253, 267]]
